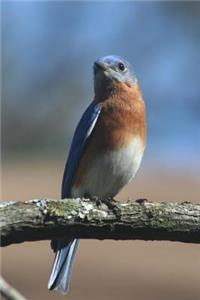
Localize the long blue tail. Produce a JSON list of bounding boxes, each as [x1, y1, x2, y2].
[[48, 239, 79, 294]]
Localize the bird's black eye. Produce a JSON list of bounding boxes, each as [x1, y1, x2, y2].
[[118, 62, 126, 71]]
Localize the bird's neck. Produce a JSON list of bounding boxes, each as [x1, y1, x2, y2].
[[94, 80, 141, 104], [94, 80, 116, 102]]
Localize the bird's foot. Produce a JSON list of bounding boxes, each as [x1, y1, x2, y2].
[[101, 197, 121, 219], [84, 193, 121, 219], [84, 193, 101, 205]]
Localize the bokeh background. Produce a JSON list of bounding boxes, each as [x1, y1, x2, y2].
[[1, 1, 200, 300]]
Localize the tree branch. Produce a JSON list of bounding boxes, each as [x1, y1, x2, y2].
[[1, 198, 200, 247]]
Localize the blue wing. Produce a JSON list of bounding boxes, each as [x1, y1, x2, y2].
[[48, 100, 101, 294], [61, 100, 101, 198]]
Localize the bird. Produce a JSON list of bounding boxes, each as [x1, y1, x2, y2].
[[48, 54, 146, 294]]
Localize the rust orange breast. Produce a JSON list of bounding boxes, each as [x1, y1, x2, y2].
[[73, 81, 146, 188]]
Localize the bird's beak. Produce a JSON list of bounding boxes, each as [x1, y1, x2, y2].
[[94, 61, 109, 73]]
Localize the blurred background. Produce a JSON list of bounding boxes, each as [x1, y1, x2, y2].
[[1, 1, 200, 300]]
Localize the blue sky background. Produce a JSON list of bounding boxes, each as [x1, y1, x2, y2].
[[2, 1, 200, 169]]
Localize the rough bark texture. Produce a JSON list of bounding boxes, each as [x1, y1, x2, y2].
[[1, 198, 200, 247]]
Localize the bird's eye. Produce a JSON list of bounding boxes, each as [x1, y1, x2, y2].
[[118, 62, 126, 71]]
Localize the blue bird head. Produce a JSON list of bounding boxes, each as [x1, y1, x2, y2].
[[94, 55, 137, 90]]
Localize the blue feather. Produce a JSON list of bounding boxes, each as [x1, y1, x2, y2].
[[61, 100, 101, 198], [48, 101, 101, 294]]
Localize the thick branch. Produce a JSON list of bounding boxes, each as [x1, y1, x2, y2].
[[1, 198, 200, 247]]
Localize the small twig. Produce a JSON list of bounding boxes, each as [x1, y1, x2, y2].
[[0, 276, 27, 300]]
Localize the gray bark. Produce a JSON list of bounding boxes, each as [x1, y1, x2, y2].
[[1, 198, 200, 247]]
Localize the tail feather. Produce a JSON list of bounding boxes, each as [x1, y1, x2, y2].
[[48, 239, 79, 294]]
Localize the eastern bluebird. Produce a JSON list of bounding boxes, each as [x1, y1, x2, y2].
[[48, 55, 146, 294]]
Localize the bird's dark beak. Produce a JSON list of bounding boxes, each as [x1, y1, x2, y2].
[[94, 61, 109, 74]]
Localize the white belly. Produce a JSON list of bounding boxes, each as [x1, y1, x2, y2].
[[72, 137, 144, 198]]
